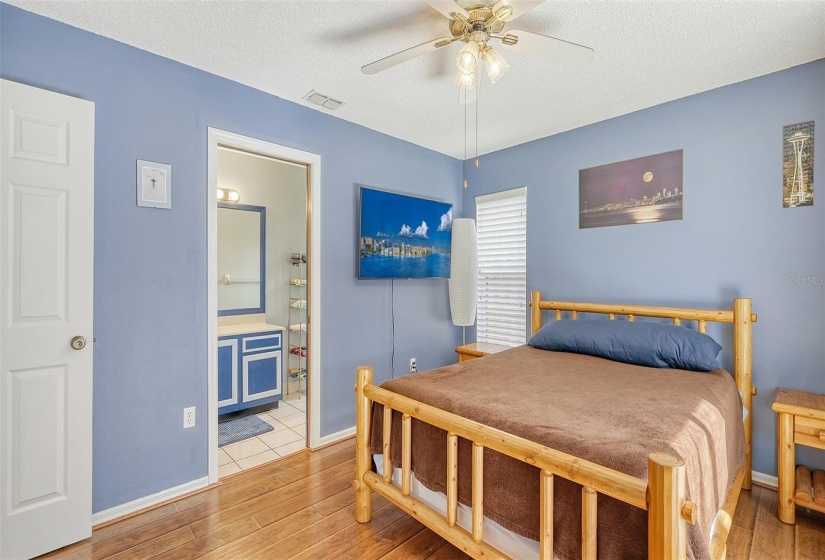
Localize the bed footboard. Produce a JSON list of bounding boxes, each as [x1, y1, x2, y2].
[[353, 365, 699, 560]]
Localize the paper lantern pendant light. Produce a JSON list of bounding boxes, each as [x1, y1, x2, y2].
[[449, 218, 478, 327]]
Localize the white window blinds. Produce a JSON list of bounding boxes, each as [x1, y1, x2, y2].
[[475, 187, 527, 347]]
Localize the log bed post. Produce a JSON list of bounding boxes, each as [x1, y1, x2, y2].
[[531, 290, 542, 335], [648, 452, 688, 560], [733, 298, 754, 490], [355, 365, 373, 523]]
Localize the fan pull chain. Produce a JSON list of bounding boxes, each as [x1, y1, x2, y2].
[[475, 64, 480, 169], [463, 84, 468, 189]]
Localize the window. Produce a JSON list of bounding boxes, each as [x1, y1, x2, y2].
[[475, 187, 527, 347]]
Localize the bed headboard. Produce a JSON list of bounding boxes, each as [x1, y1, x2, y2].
[[529, 290, 757, 489]]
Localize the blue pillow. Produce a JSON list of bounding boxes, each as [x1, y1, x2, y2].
[[528, 319, 722, 372]]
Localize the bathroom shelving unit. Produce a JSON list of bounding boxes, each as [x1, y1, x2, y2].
[[287, 251, 307, 397]]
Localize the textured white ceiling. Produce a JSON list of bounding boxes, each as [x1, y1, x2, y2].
[[8, 0, 825, 159]]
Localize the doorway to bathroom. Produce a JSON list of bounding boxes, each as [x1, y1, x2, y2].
[[206, 129, 321, 482]]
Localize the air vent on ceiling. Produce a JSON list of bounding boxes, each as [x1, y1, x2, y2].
[[303, 90, 344, 111]]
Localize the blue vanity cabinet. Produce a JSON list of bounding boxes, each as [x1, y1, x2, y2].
[[217, 338, 239, 415], [218, 330, 283, 415], [240, 333, 282, 406]]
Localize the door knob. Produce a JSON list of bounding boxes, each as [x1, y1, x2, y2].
[[70, 336, 87, 350]]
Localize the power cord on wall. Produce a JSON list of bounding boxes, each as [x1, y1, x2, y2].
[[390, 279, 395, 378]]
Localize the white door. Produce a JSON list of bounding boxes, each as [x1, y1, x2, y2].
[[0, 80, 95, 559]]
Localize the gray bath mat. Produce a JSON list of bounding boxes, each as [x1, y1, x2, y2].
[[218, 415, 274, 447]]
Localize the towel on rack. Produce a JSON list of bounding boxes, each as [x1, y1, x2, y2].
[[289, 323, 307, 333], [290, 299, 307, 310]]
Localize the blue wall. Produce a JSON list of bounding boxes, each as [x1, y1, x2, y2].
[[0, 4, 462, 512], [3, 2, 822, 516], [463, 59, 825, 476]]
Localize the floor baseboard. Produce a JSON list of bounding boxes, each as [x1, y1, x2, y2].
[[752, 470, 778, 490], [316, 426, 355, 448], [92, 476, 209, 527]]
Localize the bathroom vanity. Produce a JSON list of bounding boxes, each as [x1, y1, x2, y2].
[[217, 317, 284, 415], [217, 203, 284, 415]]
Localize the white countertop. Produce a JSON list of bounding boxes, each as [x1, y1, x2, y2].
[[217, 323, 285, 337]]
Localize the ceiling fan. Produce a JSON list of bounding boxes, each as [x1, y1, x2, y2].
[[361, 0, 593, 96]]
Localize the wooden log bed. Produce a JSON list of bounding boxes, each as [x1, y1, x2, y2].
[[353, 291, 756, 559]]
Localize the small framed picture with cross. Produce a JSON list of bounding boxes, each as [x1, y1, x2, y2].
[[136, 160, 172, 209]]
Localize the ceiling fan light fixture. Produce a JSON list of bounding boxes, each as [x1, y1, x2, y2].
[[483, 46, 509, 84], [456, 40, 480, 75], [455, 69, 476, 90]]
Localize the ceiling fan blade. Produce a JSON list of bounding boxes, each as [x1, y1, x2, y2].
[[501, 29, 593, 68], [494, 0, 546, 21], [423, 0, 469, 20], [361, 38, 455, 75]]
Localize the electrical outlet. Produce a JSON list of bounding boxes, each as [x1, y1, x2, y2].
[[409, 358, 417, 373], [183, 406, 196, 429]]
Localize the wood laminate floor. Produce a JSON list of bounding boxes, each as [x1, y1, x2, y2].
[[38, 438, 825, 560]]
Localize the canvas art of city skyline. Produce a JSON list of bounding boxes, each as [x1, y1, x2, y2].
[[782, 121, 814, 208], [358, 187, 453, 279], [579, 150, 684, 229]]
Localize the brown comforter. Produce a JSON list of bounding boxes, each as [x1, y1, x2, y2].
[[369, 346, 745, 560]]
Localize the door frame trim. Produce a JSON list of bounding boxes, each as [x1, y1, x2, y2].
[[206, 128, 321, 484]]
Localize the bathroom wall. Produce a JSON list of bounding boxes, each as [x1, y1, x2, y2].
[[217, 148, 308, 331]]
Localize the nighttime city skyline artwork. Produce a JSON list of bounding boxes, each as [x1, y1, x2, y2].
[[579, 150, 684, 229]]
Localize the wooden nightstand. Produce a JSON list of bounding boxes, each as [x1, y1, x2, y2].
[[455, 342, 512, 362], [772, 388, 825, 524]]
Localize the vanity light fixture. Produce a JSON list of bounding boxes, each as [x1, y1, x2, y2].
[[217, 188, 240, 203]]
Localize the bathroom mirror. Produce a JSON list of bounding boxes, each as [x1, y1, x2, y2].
[[217, 203, 265, 315]]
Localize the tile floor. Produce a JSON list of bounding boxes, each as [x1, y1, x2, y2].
[[218, 396, 307, 478]]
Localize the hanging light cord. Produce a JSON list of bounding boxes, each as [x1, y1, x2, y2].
[[390, 279, 395, 378], [464, 88, 467, 162], [476, 67, 480, 165]]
